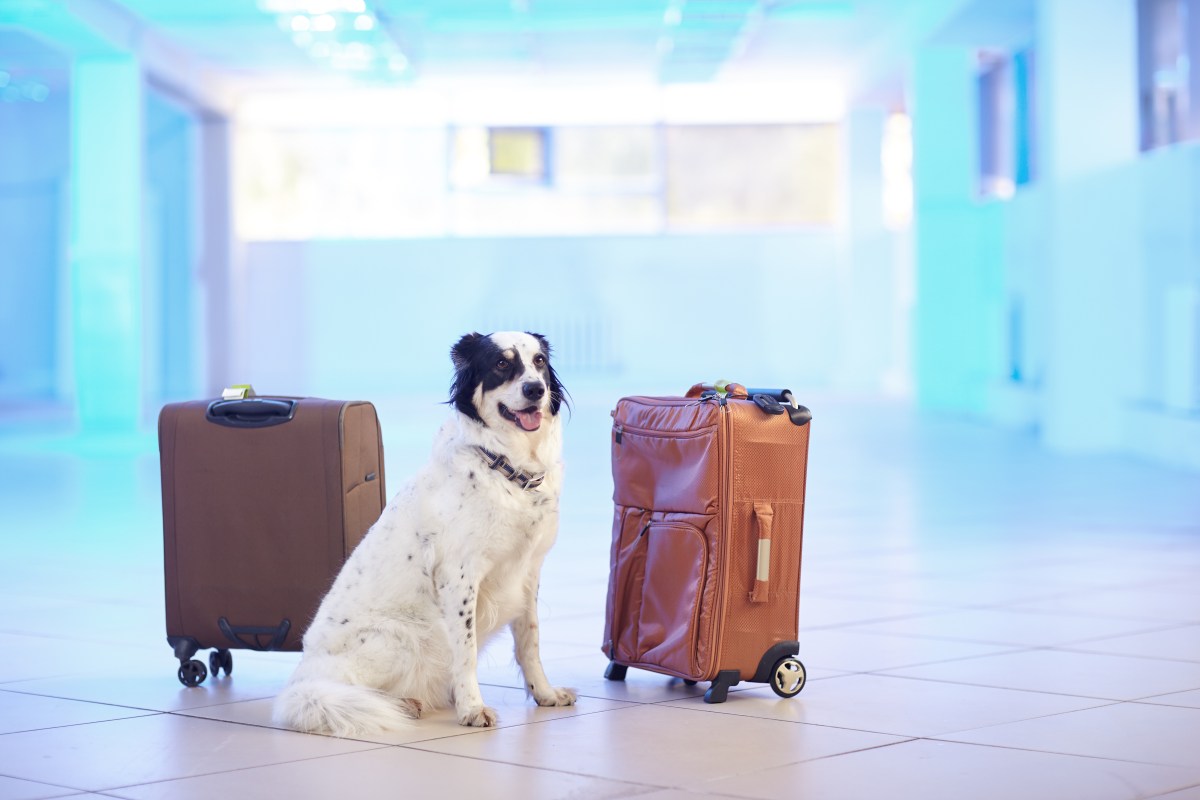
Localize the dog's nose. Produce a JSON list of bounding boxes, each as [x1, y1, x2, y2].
[[522, 381, 546, 402]]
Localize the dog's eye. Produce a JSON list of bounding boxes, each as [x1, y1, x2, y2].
[[496, 359, 509, 371], [533, 355, 546, 367]]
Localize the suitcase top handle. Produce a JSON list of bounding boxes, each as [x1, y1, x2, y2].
[[686, 381, 748, 399], [206, 398, 297, 429], [684, 382, 811, 427]]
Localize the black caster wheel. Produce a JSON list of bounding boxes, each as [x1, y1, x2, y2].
[[209, 650, 234, 677], [683, 679, 698, 686], [604, 662, 628, 681], [769, 656, 806, 698], [178, 659, 208, 687]]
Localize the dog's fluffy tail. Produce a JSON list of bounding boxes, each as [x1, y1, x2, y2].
[[273, 679, 416, 738]]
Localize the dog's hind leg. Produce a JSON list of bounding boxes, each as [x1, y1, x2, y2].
[[512, 570, 577, 708]]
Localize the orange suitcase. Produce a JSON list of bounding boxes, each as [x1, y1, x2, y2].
[[159, 395, 386, 687], [602, 383, 811, 703]]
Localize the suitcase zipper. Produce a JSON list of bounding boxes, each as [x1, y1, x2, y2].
[[708, 400, 734, 679]]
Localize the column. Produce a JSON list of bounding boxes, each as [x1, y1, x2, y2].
[[70, 55, 144, 431], [1036, 0, 1139, 451], [836, 106, 897, 392], [910, 45, 990, 413]]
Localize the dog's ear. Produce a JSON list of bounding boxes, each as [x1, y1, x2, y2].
[[451, 332, 485, 370], [528, 332, 570, 417], [546, 361, 568, 417], [449, 332, 486, 422]]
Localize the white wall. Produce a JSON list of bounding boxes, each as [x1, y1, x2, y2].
[[985, 142, 1200, 469], [230, 232, 849, 401]]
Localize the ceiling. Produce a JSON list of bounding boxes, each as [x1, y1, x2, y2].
[[0, 0, 1034, 106], [118, 0, 899, 84]]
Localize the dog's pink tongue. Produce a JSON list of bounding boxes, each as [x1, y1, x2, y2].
[[516, 409, 542, 431]]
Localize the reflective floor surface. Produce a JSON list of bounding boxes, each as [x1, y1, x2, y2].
[[1, 391, 1199, 799]]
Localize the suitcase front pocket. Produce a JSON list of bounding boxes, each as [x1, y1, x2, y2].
[[635, 519, 709, 677]]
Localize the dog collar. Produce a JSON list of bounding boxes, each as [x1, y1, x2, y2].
[[476, 446, 546, 491]]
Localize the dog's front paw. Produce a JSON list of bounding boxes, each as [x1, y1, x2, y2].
[[534, 687, 578, 707], [458, 705, 499, 728]]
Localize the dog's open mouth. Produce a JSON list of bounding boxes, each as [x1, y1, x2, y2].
[[499, 403, 542, 432]]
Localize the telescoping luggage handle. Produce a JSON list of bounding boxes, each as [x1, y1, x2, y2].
[[684, 382, 812, 426], [206, 397, 297, 429]]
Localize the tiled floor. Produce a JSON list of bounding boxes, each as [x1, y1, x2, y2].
[[2, 391, 1199, 799]]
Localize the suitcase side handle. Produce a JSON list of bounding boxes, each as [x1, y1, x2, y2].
[[749, 502, 773, 604], [206, 398, 297, 428], [217, 617, 292, 650]]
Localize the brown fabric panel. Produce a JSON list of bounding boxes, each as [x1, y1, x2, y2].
[[718, 501, 804, 678], [731, 401, 810, 503], [715, 401, 809, 676], [339, 403, 385, 556], [611, 397, 721, 514], [606, 507, 650, 665], [159, 403, 187, 638], [160, 397, 385, 653]]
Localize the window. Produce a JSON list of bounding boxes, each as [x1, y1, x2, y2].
[[451, 127, 550, 186], [1138, 0, 1200, 149], [489, 128, 548, 181], [978, 52, 1015, 198], [881, 112, 912, 231], [235, 114, 840, 239], [978, 48, 1036, 198], [664, 124, 838, 228], [234, 126, 447, 239]]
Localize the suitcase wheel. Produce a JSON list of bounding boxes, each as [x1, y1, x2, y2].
[[604, 662, 628, 682], [769, 656, 806, 698], [209, 649, 233, 678], [683, 679, 698, 686], [177, 659, 208, 687]]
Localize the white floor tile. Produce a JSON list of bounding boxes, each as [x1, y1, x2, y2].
[[846, 607, 1174, 648], [700, 738, 1200, 800], [0, 775, 88, 800], [884, 648, 1200, 701], [1142, 690, 1200, 710], [5, 657, 295, 713], [661, 673, 1109, 737], [511, 651, 717, 704], [798, 594, 947, 630], [1061, 625, 1200, 663], [102, 746, 644, 800], [177, 683, 635, 745], [940, 702, 1200, 768], [795, 627, 1016, 673], [0, 689, 154, 734], [0, 713, 381, 793], [407, 704, 906, 788], [1012, 585, 1200, 624]]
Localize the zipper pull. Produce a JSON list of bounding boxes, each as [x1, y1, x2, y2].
[[614, 423, 623, 444]]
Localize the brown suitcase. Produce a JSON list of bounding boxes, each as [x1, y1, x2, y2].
[[602, 383, 811, 703], [158, 395, 386, 687]]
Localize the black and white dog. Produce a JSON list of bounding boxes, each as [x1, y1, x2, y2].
[[273, 332, 576, 736]]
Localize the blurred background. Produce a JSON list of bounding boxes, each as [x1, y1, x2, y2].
[[0, 0, 1197, 470]]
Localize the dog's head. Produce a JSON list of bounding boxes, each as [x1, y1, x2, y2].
[[449, 331, 567, 433]]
